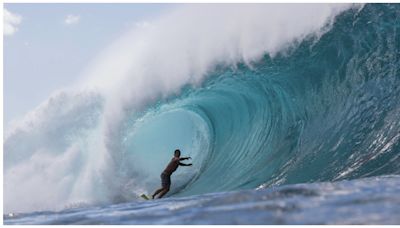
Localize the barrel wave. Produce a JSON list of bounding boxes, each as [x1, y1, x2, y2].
[[157, 4, 400, 195], [4, 4, 400, 214]]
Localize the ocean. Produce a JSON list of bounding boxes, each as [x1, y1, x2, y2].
[[4, 3, 400, 225]]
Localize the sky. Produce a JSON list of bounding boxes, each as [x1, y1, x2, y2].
[[3, 3, 179, 128]]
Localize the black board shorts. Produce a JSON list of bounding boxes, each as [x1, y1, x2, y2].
[[161, 172, 171, 188]]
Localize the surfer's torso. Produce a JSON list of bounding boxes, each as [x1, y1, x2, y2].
[[163, 157, 180, 175]]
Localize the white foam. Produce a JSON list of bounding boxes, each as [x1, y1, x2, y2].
[[79, 4, 359, 119]]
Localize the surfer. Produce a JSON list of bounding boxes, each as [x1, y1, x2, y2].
[[152, 149, 192, 199]]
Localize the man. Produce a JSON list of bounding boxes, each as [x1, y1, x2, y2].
[[152, 149, 192, 199]]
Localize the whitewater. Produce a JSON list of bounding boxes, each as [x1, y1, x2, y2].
[[4, 3, 400, 224]]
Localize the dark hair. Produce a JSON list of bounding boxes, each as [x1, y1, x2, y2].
[[174, 149, 181, 155]]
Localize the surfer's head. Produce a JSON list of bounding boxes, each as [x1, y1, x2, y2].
[[174, 149, 181, 157]]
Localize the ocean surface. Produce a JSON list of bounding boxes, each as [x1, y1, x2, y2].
[[4, 175, 400, 225], [4, 3, 400, 225]]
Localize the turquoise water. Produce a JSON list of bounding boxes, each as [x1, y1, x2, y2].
[[129, 4, 400, 195], [4, 4, 400, 224]]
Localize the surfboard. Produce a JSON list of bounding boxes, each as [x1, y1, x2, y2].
[[140, 194, 150, 200]]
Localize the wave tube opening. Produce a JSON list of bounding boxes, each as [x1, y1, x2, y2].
[[117, 106, 212, 198]]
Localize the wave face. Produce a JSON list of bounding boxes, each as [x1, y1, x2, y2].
[[4, 4, 400, 213]]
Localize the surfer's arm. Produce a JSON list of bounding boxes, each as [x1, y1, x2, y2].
[[179, 162, 192, 166], [179, 157, 191, 161]]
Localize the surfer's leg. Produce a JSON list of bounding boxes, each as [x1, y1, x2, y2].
[[157, 188, 170, 199], [153, 173, 168, 199], [156, 173, 171, 198], [152, 188, 164, 199]]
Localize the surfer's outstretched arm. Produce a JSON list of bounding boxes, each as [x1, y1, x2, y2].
[[180, 157, 191, 161], [179, 162, 192, 166]]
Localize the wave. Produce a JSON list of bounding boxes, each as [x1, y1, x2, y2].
[[4, 4, 400, 214]]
